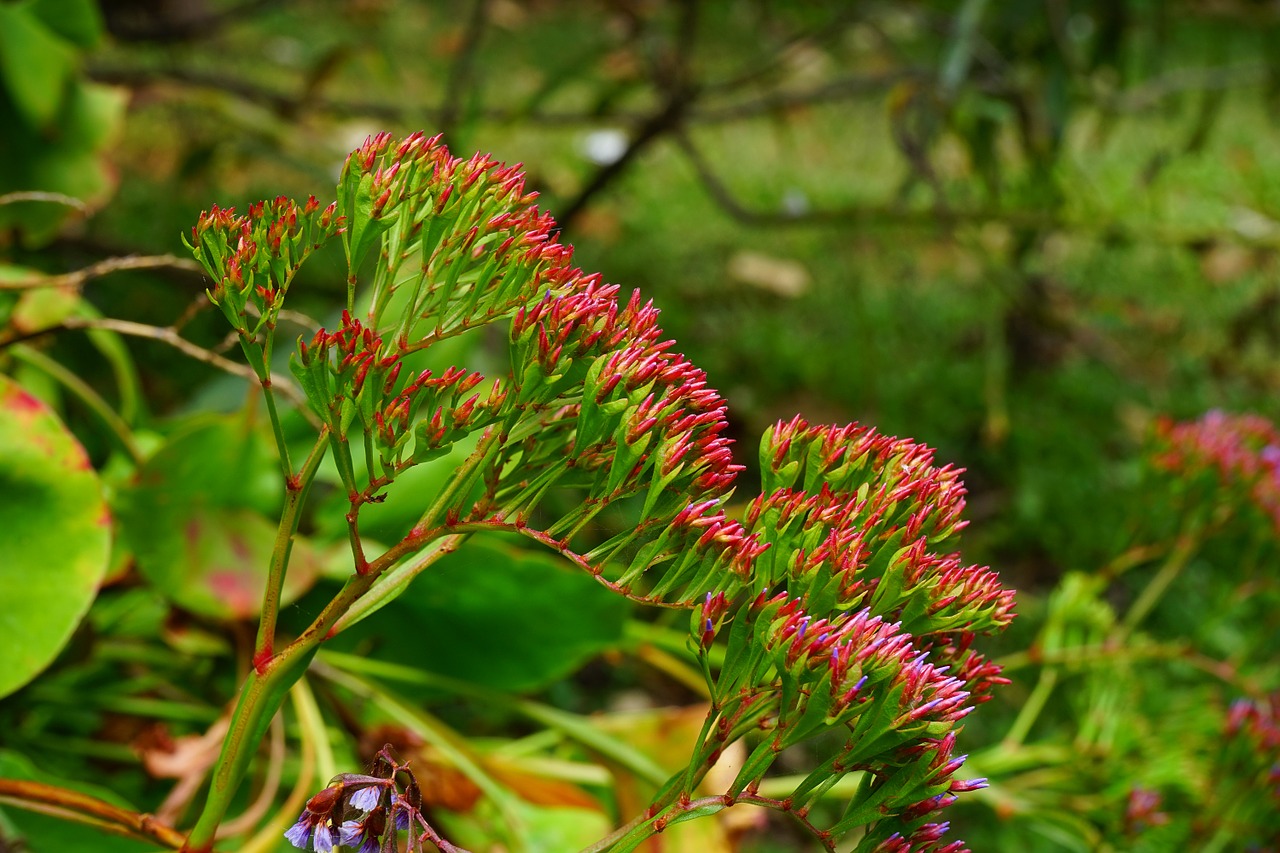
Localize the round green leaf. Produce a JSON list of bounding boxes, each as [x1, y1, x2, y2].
[[0, 374, 110, 699], [114, 416, 319, 619]]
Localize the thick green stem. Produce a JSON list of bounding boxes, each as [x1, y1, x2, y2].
[[253, 430, 330, 667], [181, 646, 317, 852], [184, 422, 505, 848]]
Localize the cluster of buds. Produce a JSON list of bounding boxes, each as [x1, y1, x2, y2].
[[292, 310, 501, 479], [188, 134, 1015, 851], [1152, 409, 1280, 533], [284, 746, 461, 853], [760, 418, 970, 543], [1208, 695, 1280, 843], [487, 277, 753, 604], [745, 418, 1014, 638], [1122, 787, 1169, 836], [669, 418, 1014, 850], [675, 590, 990, 851], [868, 823, 968, 853], [188, 195, 339, 337], [336, 132, 578, 344]]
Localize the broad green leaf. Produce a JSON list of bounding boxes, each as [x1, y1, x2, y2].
[[127, 506, 320, 620], [27, 0, 104, 48], [0, 375, 110, 699], [115, 415, 319, 619], [0, 4, 76, 128], [330, 538, 630, 691]]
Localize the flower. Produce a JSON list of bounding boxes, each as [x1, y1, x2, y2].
[[284, 785, 342, 851], [348, 783, 382, 812], [339, 819, 380, 853]]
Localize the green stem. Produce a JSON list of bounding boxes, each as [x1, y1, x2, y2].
[[182, 646, 317, 852], [1002, 667, 1058, 748], [238, 335, 292, 478], [253, 430, 330, 667], [184, 520, 450, 850], [1119, 529, 1200, 635], [332, 534, 467, 632], [10, 344, 144, 466], [185, 419, 506, 848]]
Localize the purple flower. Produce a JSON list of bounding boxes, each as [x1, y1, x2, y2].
[[339, 820, 378, 852], [283, 815, 314, 849], [312, 822, 335, 853], [349, 784, 382, 812], [390, 792, 412, 830], [283, 786, 343, 851]]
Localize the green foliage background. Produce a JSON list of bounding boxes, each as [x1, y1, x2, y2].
[[2, 1, 1279, 851]]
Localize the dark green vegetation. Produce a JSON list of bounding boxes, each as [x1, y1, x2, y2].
[[1, 2, 1278, 851]]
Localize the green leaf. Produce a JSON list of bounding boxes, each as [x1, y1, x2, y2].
[[0, 77, 126, 245], [114, 416, 319, 619], [331, 538, 630, 692], [0, 375, 110, 699], [26, 0, 104, 48], [0, 4, 76, 128]]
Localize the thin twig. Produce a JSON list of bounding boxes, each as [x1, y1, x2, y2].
[[673, 130, 1280, 248], [0, 779, 187, 849], [0, 191, 90, 213], [556, 0, 700, 229], [1, 316, 319, 423], [65, 317, 256, 379], [0, 254, 202, 291]]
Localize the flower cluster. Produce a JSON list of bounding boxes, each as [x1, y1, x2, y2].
[[1212, 695, 1280, 842], [744, 417, 1014, 637], [336, 131, 577, 343], [292, 309, 503, 480], [189, 133, 1016, 852], [1152, 409, 1280, 533], [664, 417, 1014, 851], [188, 195, 339, 336], [285, 747, 460, 853]]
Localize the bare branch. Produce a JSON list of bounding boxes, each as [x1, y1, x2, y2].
[[673, 130, 1280, 250], [0, 254, 202, 291], [0, 779, 186, 849], [0, 191, 90, 213]]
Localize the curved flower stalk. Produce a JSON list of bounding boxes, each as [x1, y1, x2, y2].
[[180, 133, 1015, 852]]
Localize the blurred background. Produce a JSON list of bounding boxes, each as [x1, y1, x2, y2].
[[3, 1, 1280, 850]]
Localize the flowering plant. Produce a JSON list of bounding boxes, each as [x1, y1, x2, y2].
[[0, 132, 1014, 852]]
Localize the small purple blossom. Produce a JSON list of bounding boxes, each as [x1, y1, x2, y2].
[[349, 784, 382, 812], [390, 792, 412, 830], [339, 820, 379, 853], [312, 822, 335, 853], [283, 815, 313, 849]]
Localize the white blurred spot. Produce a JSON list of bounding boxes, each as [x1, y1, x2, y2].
[[580, 129, 629, 166]]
